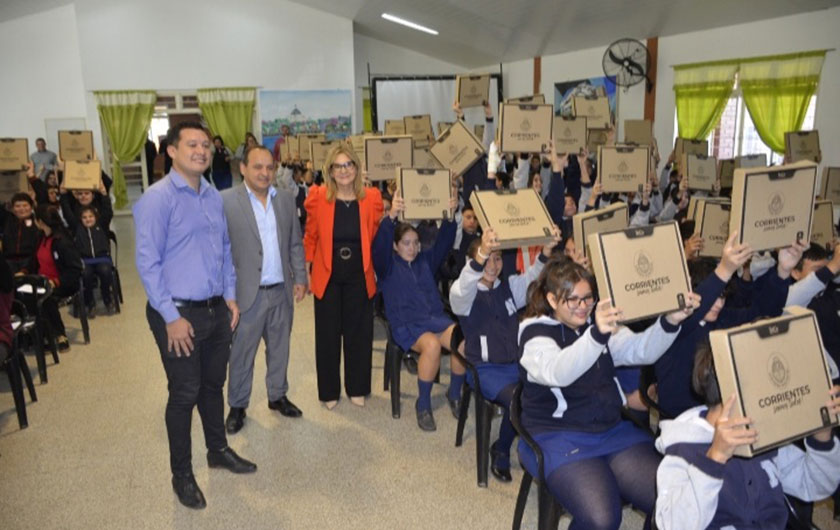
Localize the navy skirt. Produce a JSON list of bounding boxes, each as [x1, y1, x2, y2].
[[391, 314, 453, 352]]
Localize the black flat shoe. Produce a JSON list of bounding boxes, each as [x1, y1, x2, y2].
[[207, 447, 257, 474], [225, 407, 246, 434], [268, 396, 302, 418], [490, 442, 512, 483], [446, 394, 461, 420], [415, 400, 436, 432], [403, 354, 418, 375], [172, 473, 206, 509]]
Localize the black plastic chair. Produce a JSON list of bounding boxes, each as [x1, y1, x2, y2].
[[14, 275, 59, 370], [452, 342, 498, 488], [108, 230, 124, 306], [510, 382, 564, 530], [10, 298, 48, 384], [3, 325, 37, 429], [58, 275, 89, 344]]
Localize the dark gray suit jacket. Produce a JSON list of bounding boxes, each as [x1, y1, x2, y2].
[[222, 184, 307, 313]]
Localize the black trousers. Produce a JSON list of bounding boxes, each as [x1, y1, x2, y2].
[[43, 282, 78, 337], [82, 262, 113, 306], [146, 302, 231, 476], [313, 260, 373, 402]]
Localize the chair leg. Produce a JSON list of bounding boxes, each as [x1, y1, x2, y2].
[[115, 269, 124, 304], [39, 311, 59, 364], [537, 482, 562, 530], [29, 327, 48, 384], [478, 396, 494, 487], [17, 348, 37, 401], [455, 385, 472, 447], [6, 357, 28, 429], [390, 345, 402, 419], [474, 397, 488, 487], [512, 472, 533, 530], [78, 295, 90, 344], [383, 340, 391, 392], [833, 484, 840, 521]]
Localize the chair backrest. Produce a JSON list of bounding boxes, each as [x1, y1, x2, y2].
[[510, 382, 546, 480], [108, 230, 118, 266]]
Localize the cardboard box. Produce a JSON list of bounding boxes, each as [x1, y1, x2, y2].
[[0, 170, 29, 203], [0, 138, 29, 171], [430, 120, 485, 176], [674, 137, 708, 160], [735, 154, 767, 169], [709, 306, 839, 457], [572, 202, 629, 258], [587, 129, 609, 153], [470, 188, 556, 249], [498, 103, 554, 154], [310, 140, 340, 171], [785, 130, 820, 163], [437, 122, 454, 135], [398, 168, 452, 221], [64, 159, 101, 190], [506, 94, 545, 104], [820, 167, 840, 203], [588, 221, 692, 323], [364, 136, 413, 181], [684, 153, 718, 191], [456, 74, 490, 108], [277, 138, 290, 160], [624, 120, 653, 146], [598, 145, 650, 193], [694, 199, 732, 258], [384, 120, 405, 136], [297, 133, 325, 161], [811, 200, 835, 251], [404, 115, 434, 148], [729, 161, 817, 252], [687, 196, 727, 222], [474, 124, 485, 138], [554, 116, 587, 155], [719, 158, 736, 188], [58, 130, 94, 161], [413, 147, 443, 170], [572, 96, 611, 129], [286, 136, 300, 158]]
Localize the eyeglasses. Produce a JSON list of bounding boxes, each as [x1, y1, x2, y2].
[[564, 294, 596, 309], [331, 161, 356, 172]]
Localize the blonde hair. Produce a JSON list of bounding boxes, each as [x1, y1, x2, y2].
[[323, 144, 366, 202]]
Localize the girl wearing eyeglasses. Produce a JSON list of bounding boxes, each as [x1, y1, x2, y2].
[[304, 145, 383, 410], [517, 258, 700, 529], [372, 191, 461, 432]]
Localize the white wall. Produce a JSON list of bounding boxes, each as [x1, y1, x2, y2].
[[0, 4, 88, 154], [655, 6, 840, 168], [353, 33, 466, 132]]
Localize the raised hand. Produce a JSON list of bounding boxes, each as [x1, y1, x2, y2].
[[542, 225, 562, 256], [594, 298, 622, 335], [389, 192, 405, 220], [814, 386, 840, 442], [777, 239, 811, 279], [664, 292, 701, 326], [706, 394, 757, 464], [716, 231, 752, 280]]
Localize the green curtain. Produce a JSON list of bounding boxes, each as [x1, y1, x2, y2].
[[740, 51, 825, 154], [94, 90, 156, 210], [673, 61, 738, 140], [197, 88, 256, 150]]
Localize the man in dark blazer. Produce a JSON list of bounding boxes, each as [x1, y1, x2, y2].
[[222, 145, 307, 433]]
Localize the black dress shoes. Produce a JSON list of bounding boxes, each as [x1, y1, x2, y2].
[[268, 396, 302, 418], [207, 447, 257, 474], [225, 407, 246, 434], [172, 473, 206, 509], [490, 442, 512, 483]]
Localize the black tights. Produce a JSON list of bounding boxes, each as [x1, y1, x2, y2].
[[546, 442, 661, 530], [492, 383, 517, 463]]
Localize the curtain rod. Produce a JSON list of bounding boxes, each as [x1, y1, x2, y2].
[[670, 48, 834, 69]]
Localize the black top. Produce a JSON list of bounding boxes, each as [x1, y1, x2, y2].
[[212, 148, 231, 174], [333, 199, 361, 247]]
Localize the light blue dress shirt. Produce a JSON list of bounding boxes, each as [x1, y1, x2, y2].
[[134, 170, 236, 323], [245, 183, 284, 286]]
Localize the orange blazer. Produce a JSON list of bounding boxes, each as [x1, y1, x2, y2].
[[303, 185, 384, 299]]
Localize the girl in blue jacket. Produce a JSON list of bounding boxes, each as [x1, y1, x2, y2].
[[373, 192, 463, 432], [449, 225, 559, 481], [655, 342, 840, 529], [518, 259, 700, 529]]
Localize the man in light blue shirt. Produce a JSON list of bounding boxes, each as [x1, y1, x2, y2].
[[30, 138, 57, 181], [221, 145, 307, 434], [134, 122, 256, 510]]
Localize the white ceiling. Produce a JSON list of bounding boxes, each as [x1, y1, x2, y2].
[[2, 0, 838, 68], [294, 0, 840, 68]]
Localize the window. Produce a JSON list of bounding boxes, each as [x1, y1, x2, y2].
[[674, 74, 817, 164]]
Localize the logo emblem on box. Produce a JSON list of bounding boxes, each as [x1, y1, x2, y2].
[[419, 183, 431, 198], [768, 353, 790, 387], [520, 119, 531, 132], [383, 150, 393, 162], [769, 192, 785, 216], [634, 250, 653, 277], [505, 202, 520, 217], [618, 161, 628, 172], [448, 144, 458, 155]]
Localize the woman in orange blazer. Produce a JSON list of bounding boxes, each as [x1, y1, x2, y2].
[[304, 144, 383, 409]]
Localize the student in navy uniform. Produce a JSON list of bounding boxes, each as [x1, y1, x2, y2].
[[655, 343, 840, 529], [517, 258, 700, 529], [449, 225, 559, 481], [72, 206, 116, 316], [655, 232, 808, 419], [372, 191, 463, 432]]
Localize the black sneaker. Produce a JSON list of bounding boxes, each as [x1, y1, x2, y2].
[[56, 336, 70, 352]]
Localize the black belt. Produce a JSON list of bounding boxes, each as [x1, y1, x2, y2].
[[172, 296, 225, 308], [259, 282, 283, 290]]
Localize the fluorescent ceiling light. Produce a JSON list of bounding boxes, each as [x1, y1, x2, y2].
[[381, 13, 438, 35]]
